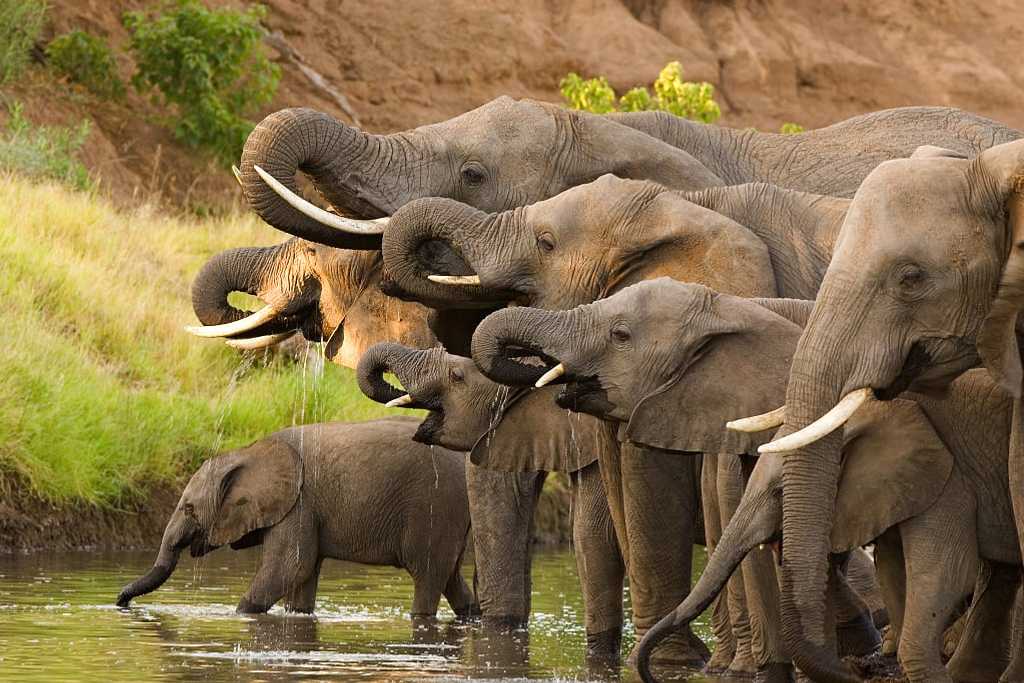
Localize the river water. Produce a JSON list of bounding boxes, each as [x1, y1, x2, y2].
[[0, 546, 716, 682]]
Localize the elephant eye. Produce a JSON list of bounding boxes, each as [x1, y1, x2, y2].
[[461, 162, 486, 187], [537, 233, 555, 252], [894, 263, 929, 296], [450, 366, 465, 383], [611, 325, 631, 344]]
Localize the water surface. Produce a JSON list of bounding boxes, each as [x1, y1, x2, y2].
[[0, 546, 715, 681]]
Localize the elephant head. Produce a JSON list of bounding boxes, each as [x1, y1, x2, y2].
[[380, 174, 777, 310], [117, 440, 302, 607], [355, 341, 611, 473], [238, 98, 722, 248], [741, 139, 1024, 681], [187, 238, 434, 367]]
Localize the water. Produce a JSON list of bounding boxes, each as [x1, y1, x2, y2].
[[0, 547, 714, 682]]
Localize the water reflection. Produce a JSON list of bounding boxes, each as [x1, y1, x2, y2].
[[0, 546, 711, 681]]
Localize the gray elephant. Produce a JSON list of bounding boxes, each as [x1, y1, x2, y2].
[[355, 342, 628, 659], [731, 139, 1024, 682], [117, 417, 477, 619], [471, 278, 1022, 682], [234, 99, 1018, 252]]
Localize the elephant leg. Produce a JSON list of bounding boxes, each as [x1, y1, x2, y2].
[[571, 460, 625, 661], [239, 510, 318, 614], [620, 443, 708, 669], [284, 557, 323, 614], [831, 553, 882, 658], [716, 452, 758, 675], [466, 461, 544, 628], [1002, 580, 1024, 683], [442, 552, 477, 619], [598, 440, 628, 566], [874, 530, 907, 658], [701, 453, 737, 674], [947, 561, 1018, 682], [897, 488, 978, 683]]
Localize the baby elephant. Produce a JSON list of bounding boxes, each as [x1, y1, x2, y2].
[[117, 417, 477, 619]]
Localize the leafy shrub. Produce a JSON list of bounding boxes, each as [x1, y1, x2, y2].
[[0, 101, 92, 190], [46, 30, 124, 98], [560, 61, 721, 123], [124, 0, 280, 165], [0, 0, 46, 85], [780, 122, 805, 134]]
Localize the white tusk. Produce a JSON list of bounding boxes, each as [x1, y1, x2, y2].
[[535, 363, 566, 388], [231, 164, 243, 187], [727, 405, 787, 433], [427, 274, 482, 286], [758, 544, 766, 551], [253, 165, 387, 235], [185, 305, 279, 338], [385, 394, 414, 408], [758, 388, 873, 454], [224, 331, 295, 350]]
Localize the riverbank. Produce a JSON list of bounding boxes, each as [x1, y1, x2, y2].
[[0, 174, 572, 552]]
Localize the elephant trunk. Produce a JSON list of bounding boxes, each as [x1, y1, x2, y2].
[[637, 481, 781, 683], [116, 516, 196, 607], [356, 341, 445, 406], [381, 198, 515, 308], [239, 108, 388, 250], [471, 306, 590, 387], [190, 243, 305, 338]]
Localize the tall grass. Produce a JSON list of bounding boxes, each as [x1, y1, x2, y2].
[[0, 174, 391, 505]]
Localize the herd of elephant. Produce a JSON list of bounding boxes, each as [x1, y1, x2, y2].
[[114, 96, 1024, 683]]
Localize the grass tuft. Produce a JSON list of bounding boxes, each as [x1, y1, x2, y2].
[[0, 174, 392, 505]]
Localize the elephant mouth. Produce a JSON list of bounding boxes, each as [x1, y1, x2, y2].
[[876, 337, 979, 400], [555, 377, 615, 418], [413, 409, 445, 444]]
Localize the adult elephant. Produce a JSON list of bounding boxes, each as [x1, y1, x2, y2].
[[355, 342, 627, 660], [235, 99, 1018, 251], [468, 279, 1022, 682], [186, 242, 540, 630], [728, 139, 1024, 682]]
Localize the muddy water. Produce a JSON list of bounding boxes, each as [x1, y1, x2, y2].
[[0, 546, 714, 681]]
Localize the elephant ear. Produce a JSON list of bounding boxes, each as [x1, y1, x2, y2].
[[830, 399, 953, 552], [208, 439, 303, 547], [910, 145, 968, 160], [976, 140, 1024, 399], [624, 298, 801, 455], [470, 387, 616, 473]]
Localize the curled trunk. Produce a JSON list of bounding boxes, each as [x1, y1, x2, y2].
[[356, 342, 445, 405], [471, 307, 587, 386], [239, 108, 385, 249], [381, 198, 513, 308], [190, 244, 302, 338]]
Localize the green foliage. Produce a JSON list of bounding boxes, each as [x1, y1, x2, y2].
[[0, 101, 92, 190], [0, 0, 46, 85], [0, 175, 394, 504], [780, 122, 805, 134], [560, 61, 721, 123], [124, 0, 280, 166], [46, 30, 124, 98]]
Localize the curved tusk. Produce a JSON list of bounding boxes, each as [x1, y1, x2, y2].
[[535, 363, 566, 388], [185, 305, 279, 338], [231, 164, 243, 187], [385, 394, 414, 408], [758, 388, 873, 454], [224, 331, 296, 350], [427, 274, 482, 286], [253, 165, 387, 235], [726, 405, 786, 433]]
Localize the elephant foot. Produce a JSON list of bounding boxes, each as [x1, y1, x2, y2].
[[703, 643, 737, 675], [585, 626, 622, 662], [627, 626, 709, 670], [754, 662, 794, 683], [453, 602, 482, 621], [880, 625, 899, 657], [236, 597, 270, 614], [480, 614, 528, 633], [725, 650, 759, 678], [836, 611, 881, 657]]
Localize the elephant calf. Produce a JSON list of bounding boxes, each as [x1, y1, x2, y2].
[[117, 418, 477, 619]]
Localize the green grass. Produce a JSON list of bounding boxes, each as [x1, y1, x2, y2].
[[0, 101, 93, 191], [0, 173, 392, 505]]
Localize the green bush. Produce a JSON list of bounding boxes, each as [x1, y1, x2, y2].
[[0, 0, 46, 85], [124, 0, 280, 166], [560, 61, 721, 123], [0, 101, 92, 191], [780, 122, 805, 134], [46, 30, 124, 98]]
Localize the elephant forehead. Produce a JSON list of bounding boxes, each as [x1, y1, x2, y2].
[[850, 158, 974, 234]]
